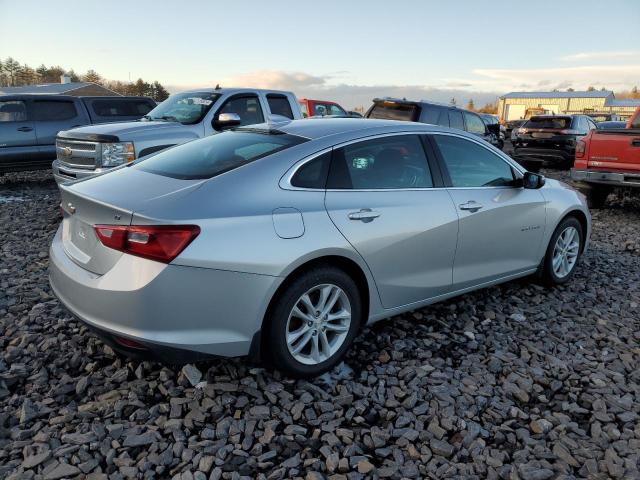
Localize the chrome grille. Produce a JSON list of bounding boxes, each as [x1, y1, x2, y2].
[[56, 139, 99, 169]]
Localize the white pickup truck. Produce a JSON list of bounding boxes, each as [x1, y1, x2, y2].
[[53, 87, 302, 184]]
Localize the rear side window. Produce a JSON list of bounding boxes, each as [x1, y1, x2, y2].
[[91, 100, 153, 117], [449, 110, 464, 130], [0, 100, 27, 122], [137, 131, 306, 180], [464, 112, 486, 135], [524, 117, 571, 129], [267, 94, 294, 119], [433, 134, 514, 188], [328, 135, 433, 189], [34, 101, 77, 121], [367, 102, 419, 121], [291, 152, 331, 188], [420, 106, 449, 127]]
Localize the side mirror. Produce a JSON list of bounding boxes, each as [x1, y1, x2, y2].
[[213, 112, 241, 130], [523, 171, 545, 189]]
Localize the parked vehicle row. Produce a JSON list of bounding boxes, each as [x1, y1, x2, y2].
[[0, 94, 155, 173], [49, 118, 590, 375]]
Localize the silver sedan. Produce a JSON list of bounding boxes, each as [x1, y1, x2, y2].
[[49, 119, 591, 376]]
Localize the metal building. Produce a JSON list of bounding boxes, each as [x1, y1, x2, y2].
[[497, 91, 640, 122]]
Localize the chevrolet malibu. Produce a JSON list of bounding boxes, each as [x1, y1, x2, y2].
[[49, 119, 591, 376]]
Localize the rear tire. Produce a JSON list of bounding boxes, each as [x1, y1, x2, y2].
[[540, 217, 583, 286], [266, 267, 362, 377], [585, 186, 611, 209]]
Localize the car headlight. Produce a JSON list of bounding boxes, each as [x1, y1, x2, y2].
[[101, 142, 135, 167]]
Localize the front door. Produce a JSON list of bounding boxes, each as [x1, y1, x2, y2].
[[324, 134, 459, 308], [430, 133, 546, 289]]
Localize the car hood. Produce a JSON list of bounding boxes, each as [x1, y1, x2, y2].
[[58, 120, 194, 142]]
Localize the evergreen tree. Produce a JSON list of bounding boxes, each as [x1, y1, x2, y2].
[[83, 69, 103, 84], [466, 99, 475, 111]]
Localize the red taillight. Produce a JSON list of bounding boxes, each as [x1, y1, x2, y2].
[[94, 225, 200, 263], [575, 140, 586, 158]]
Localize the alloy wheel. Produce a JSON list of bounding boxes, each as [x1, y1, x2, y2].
[[552, 226, 580, 278], [285, 283, 351, 365]]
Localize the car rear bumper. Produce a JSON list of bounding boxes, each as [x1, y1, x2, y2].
[[512, 147, 574, 165], [570, 168, 640, 188], [49, 225, 281, 358]]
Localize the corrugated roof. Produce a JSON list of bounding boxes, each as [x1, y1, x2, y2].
[[501, 90, 613, 99], [605, 98, 640, 107], [0, 82, 95, 94]]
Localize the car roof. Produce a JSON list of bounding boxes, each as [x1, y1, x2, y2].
[[243, 117, 464, 141], [178, 87, 294, 96]]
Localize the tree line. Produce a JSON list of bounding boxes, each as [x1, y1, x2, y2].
[[0, 57, 170, 101]]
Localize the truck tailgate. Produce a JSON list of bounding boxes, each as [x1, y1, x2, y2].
[[587, 130, 640, 172]]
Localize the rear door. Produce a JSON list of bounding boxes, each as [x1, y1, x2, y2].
[[430, 133, 546, 289], [33, 98, 89, 162], [0, 97, 37, 165], [324, 133, 459, 308]]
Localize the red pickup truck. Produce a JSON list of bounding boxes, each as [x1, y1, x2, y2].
[[298, 98, 361, 118], [571, 106, 640, 207]]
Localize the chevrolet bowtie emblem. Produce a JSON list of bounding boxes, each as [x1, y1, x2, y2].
[[67, 202, 76, 214], [62, 146, 72, 157]]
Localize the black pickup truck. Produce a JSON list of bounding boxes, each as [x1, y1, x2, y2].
[[0, 94, 155, 173]]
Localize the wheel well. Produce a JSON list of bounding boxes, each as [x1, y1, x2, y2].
[[563, 210, 588, 253], [257, 256, 371, 360]]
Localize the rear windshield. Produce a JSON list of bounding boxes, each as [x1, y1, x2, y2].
[[367, 102, 418, 121], [524, 117, 572, 129], [136, 130, 307, 180]]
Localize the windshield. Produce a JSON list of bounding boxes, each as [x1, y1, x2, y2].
[[366, 101, 419, 121], [145, 92, 221, 124], [136, 130, 307, 180], [524, 116, 572, 129]]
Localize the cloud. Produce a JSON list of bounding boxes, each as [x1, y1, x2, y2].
[[220, 70, 327, 90], [559, 51, 639, 61], [473, 65, 640, 92]]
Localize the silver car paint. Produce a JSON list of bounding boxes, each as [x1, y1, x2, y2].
[[49, 119, 591, 357]]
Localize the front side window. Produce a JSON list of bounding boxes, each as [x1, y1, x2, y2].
[[267, 94, 294, 119], [218, 96, 264, 127], [34, 101, 78, 121], [464, 112, 486, 135], [137, 130, 306, 180], [328, 135, 433, 189], [146, 91, 221, 124], [328, 104, 346, 116], [433, 134, 515, 188], [0, 100, 27, 122], [449, 110, 464, 130]]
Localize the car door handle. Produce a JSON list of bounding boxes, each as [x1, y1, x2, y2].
[[632, 138, 640, 147], [17, 126, 33, 132], [459, 201, 484, 212], [348, 209, 381, 222]]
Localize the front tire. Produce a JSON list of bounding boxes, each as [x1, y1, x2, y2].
[[541, 217, 583, 286], [266, 267, 362, 377]]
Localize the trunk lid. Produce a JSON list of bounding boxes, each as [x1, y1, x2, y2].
[[60, 167, 206, 274]]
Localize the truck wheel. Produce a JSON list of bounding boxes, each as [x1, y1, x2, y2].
[[541, 216, 583, 286], [585, 187, 610, 209], [266, 267, 362, 377]]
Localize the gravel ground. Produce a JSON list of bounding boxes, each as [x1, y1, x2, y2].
[[1, 167, 639, 480]]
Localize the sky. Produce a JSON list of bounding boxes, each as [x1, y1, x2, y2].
[[1, 0, 639, 108]]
